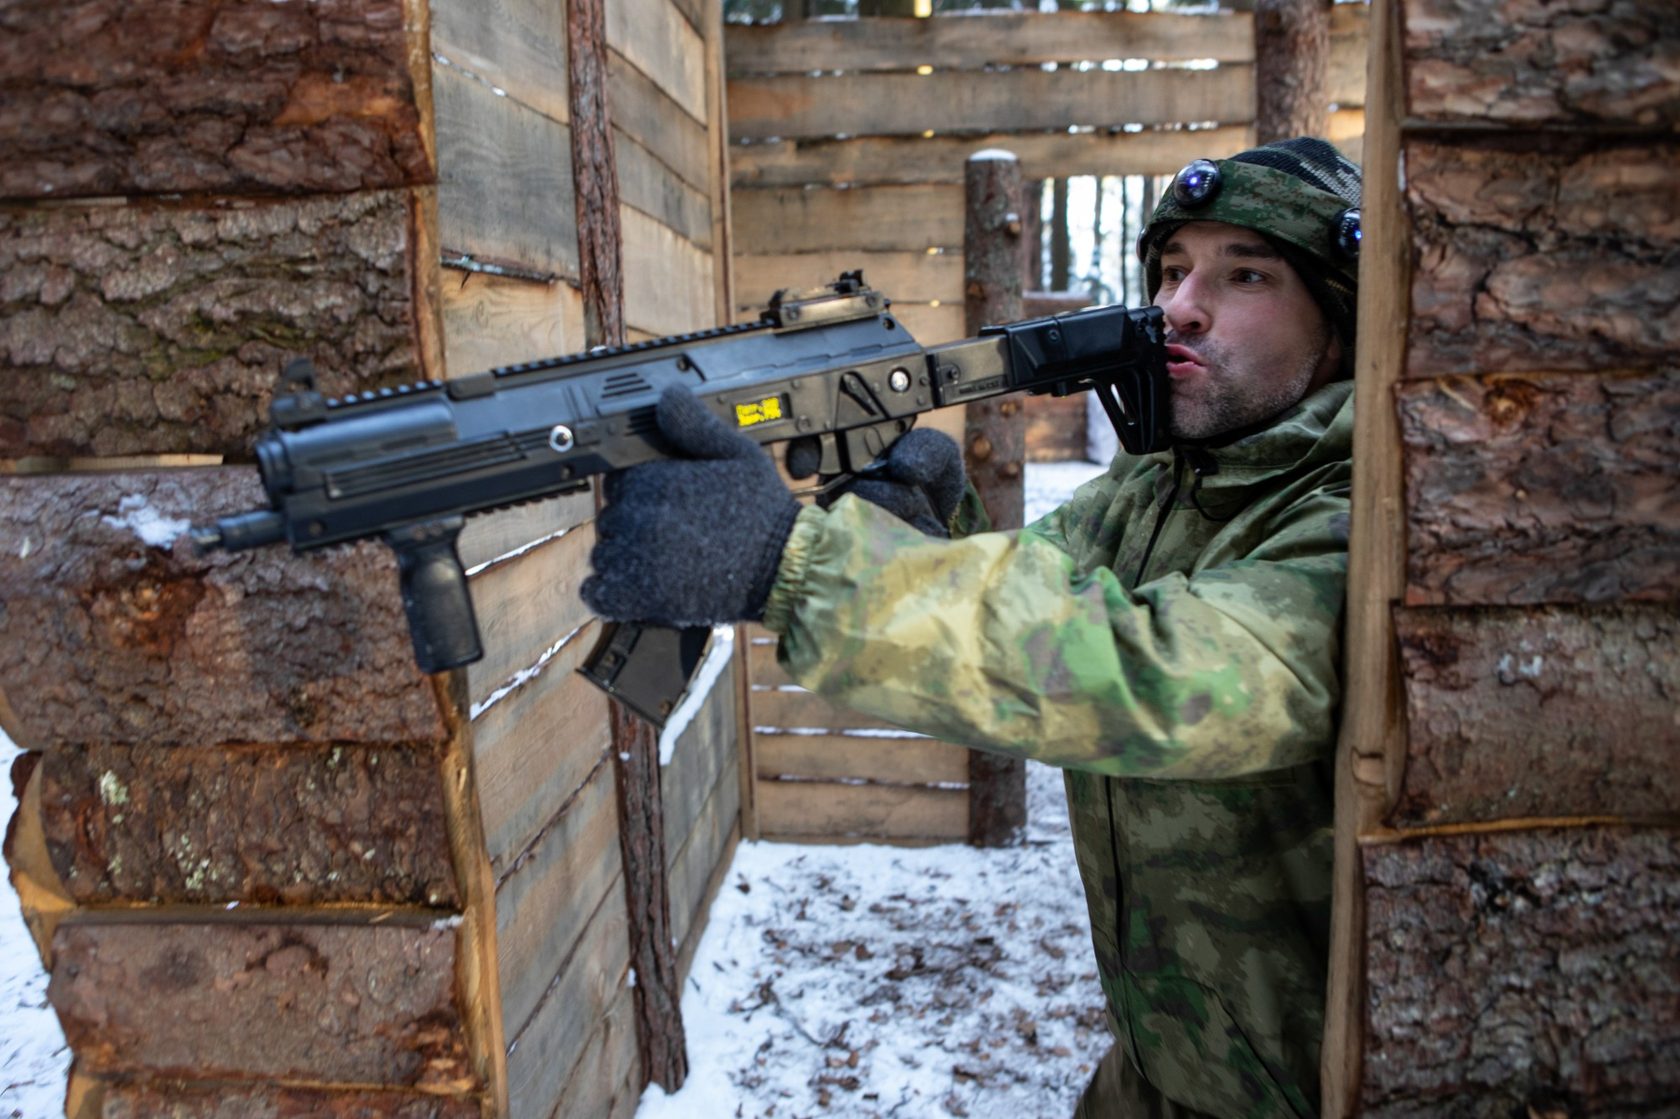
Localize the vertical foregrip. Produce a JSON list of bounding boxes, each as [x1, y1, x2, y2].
[[386, 517, 484, 674]]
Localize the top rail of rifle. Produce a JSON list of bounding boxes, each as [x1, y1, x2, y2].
[[314, 317, 774, 413]]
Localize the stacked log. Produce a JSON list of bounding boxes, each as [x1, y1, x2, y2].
[[1, 0, 739, 1114], [1327, 1, 1680, 1114]]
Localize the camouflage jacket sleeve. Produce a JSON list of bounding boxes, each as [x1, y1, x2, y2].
[[761, 493, 1346, 779]]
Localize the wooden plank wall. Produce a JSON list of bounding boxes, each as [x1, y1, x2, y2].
[[434, 0, 738, 1115], [0, 1, 504, 1116], [725, 6, 1367, 844], [1324, 0, 1680, 1114]]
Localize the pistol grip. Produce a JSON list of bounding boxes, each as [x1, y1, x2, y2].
[[387, 517, 483, 674]]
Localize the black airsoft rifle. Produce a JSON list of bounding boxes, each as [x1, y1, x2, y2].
[[192, 273, 1168, 726]]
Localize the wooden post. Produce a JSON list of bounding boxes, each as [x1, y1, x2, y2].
[[568, 0, 687, 1092], [1254, 0, 1331, 142], [962, 149, 1027, 848]]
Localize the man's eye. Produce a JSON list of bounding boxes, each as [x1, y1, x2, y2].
[[1233, 269, 1266, 284], [1160, 267, 1186, 283]]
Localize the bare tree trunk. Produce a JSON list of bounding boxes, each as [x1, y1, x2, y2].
[[1254, 0, 1331, 143], [570, 0, 687, 1093], [962, 151, 1028, 849], [1049, 178, 1071, 291]]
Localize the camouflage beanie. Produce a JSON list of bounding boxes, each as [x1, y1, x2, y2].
[[1137, 137, 1362, 358]]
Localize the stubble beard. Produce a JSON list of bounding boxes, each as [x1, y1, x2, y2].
[[1166, 334, 1329, 442]]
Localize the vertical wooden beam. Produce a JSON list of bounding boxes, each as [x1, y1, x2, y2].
[[962, 150, 1027, 848], [568, 0, 687, 1092], [1322, 0, 1406, 1112]]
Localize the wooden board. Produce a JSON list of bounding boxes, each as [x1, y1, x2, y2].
[[0, 470, 446, 751], [457, 491, 596, 574], [747, 686, 910, 732], [606, 0, 708, 123], [730, 126, 1257, 188], [94, 1082, 483, 1119], [617, 131, 715, 250], [546, 985, 642, 1119], [464, 524, 595, 710], [755, 732, 968, 786], [50, 912, 470, 1088], [0, 0, 432, 200], [666, 754, 740, 957], [610, 53, 713, 198], [39, 742, 457, 907], [726, 11, 1256, 73], [470, 621, 613, 874], [441, 273, 588, 376], [1323, 0, 1408, 1109], [433, 62, 580, 283], [1393, 604, 1680, 827], [621, 208, 717, 337], [728, 65, 1256, 142], [1400, 0, 1680, 127], [735, 250, 963, 310], [1397, 370, 1680, 607], [1402, 140, 1680, 376], [494, 753, 623, 1041], [661, 653, 738, 858], [1360, 827, 1680, 1114], [430, 0, 570, 124], [1025, 391, 1089, 463], [733, 183, 963, 254], [503, 878, 631, 1119], [756, 780, 967, 841], [0, 190, 439, 460]]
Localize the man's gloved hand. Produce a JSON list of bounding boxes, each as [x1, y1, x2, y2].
[[818, 427, 965, 537], [582, 386, 801, 627]]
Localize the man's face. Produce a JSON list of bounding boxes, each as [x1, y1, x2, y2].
[[1152, 220, 1342, 442]]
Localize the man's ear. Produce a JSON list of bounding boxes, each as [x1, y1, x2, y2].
[[1315, 328, 1347, 386]]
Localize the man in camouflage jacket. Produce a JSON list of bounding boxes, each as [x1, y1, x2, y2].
[[585, 137, 1363, 1118]]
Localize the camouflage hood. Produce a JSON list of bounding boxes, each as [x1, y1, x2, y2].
[[765, 379, 1354, 1116]]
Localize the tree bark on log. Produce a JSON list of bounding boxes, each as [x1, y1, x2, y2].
[[0, 0, 434, 201], [1398, 369, 1680, 607], [95, 1083, 484, 1119], [1393, 604, 1680, 827], [50, 916, 473, 1088], [1253, 0, 1329, 144], [0, 470, 447, 751], [1403, 140, 1680, 378], [569, 0, 686, 1090], [1361, 827, 1680, 1115], [962, 151, 1026, 849], [0, 190, 441, 459]]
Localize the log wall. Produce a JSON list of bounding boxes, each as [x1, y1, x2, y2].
[[1, 0, 738, 1114], [1324, 1, 1680, 1113], [724, 7, 1366, 844]]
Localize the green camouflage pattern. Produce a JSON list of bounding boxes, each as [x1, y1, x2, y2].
[[763, 380, 1354, 1117]]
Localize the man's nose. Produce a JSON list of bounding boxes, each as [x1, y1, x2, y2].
[[1159, 278, 1207, 336]]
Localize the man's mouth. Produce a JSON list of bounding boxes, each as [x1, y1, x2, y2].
[[1165, 344, 1205, 380]]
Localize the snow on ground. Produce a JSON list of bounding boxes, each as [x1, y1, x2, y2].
[[0, 459, 1111, 1119], [0, 730, 67, 1119]]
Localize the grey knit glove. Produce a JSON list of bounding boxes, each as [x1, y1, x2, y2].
[[818, 427, 966, 537], [582, 386, 801, 627]]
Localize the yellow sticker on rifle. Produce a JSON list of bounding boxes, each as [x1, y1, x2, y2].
[[735, 395, 785, 428]]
